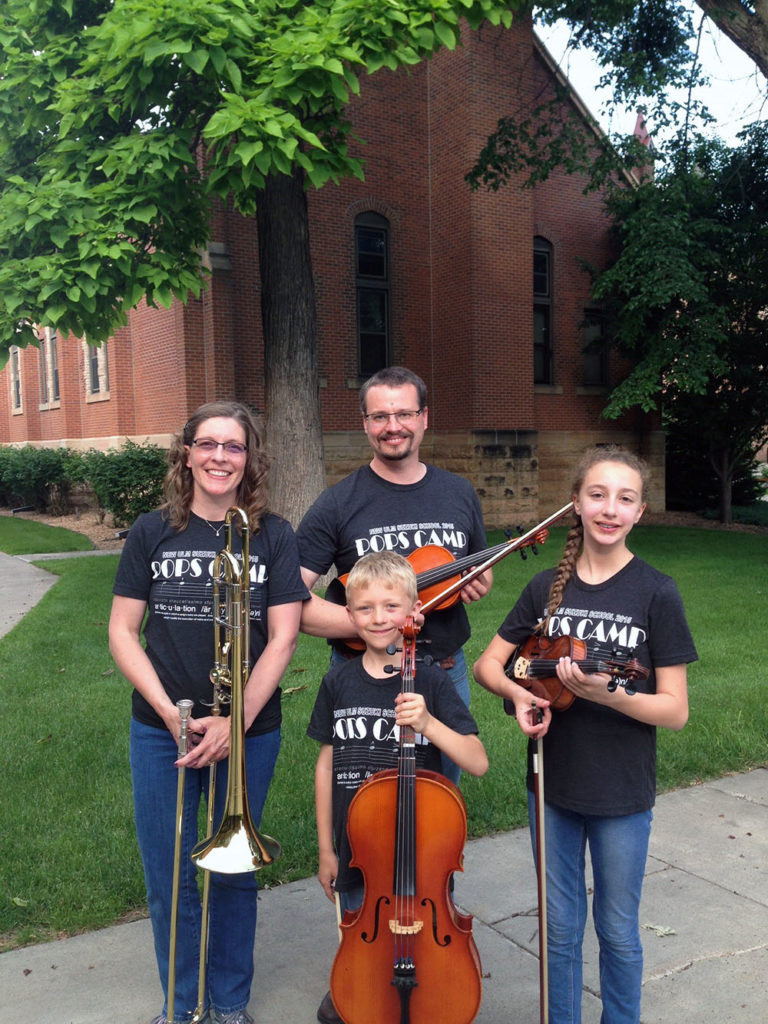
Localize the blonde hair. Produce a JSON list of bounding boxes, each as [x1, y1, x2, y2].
[[346, 552, 418, 605], [540, 445, 650, 631], [161, 400, 270, 533]]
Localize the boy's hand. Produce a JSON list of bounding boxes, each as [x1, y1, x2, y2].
[[318, 849, 339, 902], [395, 691, 430, 734]]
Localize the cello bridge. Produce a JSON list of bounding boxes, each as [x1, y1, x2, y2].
[[389, 919, 423, 935]]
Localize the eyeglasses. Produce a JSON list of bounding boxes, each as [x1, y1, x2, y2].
[[363, 409, 424, 426], [190, 439, 248, 456]]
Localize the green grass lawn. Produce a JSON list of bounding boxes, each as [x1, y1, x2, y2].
[[1, 520, 766, 950], [0, 514, 94, 555]]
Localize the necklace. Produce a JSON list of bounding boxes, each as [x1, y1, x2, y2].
[[195, 512, 225, 537]]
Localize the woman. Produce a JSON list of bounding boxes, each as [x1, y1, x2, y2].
[[109, 401, 308, 1024], [473, 445, 697, 1024]]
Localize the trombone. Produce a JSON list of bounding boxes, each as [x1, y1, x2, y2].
[[168, 506, 282, 1024]]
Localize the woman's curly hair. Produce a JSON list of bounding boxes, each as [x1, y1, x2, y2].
[[539, 445, 649, 633], [161, 401, 270, 533]]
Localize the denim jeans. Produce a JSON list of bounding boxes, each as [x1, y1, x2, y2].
[[438, 648, 470, 786], [130, 719, 280, 1022], [527, 792, 652, 1024], [329, 647, 470, 786]]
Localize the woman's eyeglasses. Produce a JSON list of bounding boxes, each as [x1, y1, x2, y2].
[[190, 439, 248, 456]]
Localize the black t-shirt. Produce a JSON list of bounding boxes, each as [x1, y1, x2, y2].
[[113, 510, 309, 734], [296, 464, 488, 659], [498, 556, 698, 815], [306, 657, 479, 891]]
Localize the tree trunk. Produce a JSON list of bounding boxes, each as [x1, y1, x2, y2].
[[714, 446, 733, 525], [696, 0, 768, 80], [257, 168, 326, 527]]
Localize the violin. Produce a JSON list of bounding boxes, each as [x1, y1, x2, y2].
[[326, 502, 574, 653], [502, 634, 649, 712], [330, 618, 482, 1024]]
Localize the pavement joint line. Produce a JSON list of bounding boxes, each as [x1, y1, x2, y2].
[[644, 942, 768, 982]]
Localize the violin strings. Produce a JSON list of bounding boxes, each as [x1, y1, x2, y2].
[[414, 540, 511, 589]]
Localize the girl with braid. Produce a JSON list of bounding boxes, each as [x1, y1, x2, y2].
[[473, 445, 697, 1024]]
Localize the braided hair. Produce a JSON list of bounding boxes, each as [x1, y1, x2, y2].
[[538, 445, 649, 634]]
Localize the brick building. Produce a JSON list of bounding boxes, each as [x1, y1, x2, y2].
[[0, 22, 663, 526]]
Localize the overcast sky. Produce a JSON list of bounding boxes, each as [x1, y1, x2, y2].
[[536, 6, 767, 147]]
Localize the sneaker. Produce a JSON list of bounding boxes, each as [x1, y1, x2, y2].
[[317, 990, 343, 1024], [210, 1011, 254, 1024]]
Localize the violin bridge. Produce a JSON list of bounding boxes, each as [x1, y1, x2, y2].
[[389, 919, 423, 935], [512, 656, 531, 680]]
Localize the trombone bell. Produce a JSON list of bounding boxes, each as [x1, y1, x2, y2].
[[192, 814, 282, 873]]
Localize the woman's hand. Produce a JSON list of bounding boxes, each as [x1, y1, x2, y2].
[[175, 714, 231, 768]]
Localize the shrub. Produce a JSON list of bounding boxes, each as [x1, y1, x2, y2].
[[82, 441, 168, 526], [0, 445, 81, 512]]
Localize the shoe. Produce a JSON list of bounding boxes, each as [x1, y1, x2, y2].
[[210, 1011, 254, 1024], [317, 990, 343, 1024], [150, 1015, 211, 1024]]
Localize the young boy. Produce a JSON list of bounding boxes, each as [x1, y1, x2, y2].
[[307, 551, 488, 1024]]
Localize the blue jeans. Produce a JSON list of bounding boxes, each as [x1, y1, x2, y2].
[[130, 719, 280, 1022], [528, 792, 652, 1024], [439, 648, 470, 786], [329, 647, 470, 786]]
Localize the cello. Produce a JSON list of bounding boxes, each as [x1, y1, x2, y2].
[[330, 618, 482, 1024]]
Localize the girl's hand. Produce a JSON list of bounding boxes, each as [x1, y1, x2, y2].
[[512, 696, 551, 738], [555, 656, 612, 703]]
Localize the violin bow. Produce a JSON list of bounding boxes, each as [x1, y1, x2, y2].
[[419, 502, 574, 616], [532, 701, 549, 1024]]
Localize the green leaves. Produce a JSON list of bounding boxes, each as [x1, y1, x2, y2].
[[0, 0, 525, 355]]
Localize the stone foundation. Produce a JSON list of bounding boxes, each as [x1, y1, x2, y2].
[[322, 428, 666, 530]]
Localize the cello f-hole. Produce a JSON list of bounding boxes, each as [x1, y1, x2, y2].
[[361, 896, 390, 943], [420, 897, 452, 947]]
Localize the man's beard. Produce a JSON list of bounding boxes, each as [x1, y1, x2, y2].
[[377, 434, 412, 460]]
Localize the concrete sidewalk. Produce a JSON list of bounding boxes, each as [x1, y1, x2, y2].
[[1, 769, 766, 1024]]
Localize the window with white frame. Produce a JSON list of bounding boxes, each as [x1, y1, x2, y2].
[[10, 346, 23, 412], [84, 340, 109, 400], [39, 327, 61, 408]]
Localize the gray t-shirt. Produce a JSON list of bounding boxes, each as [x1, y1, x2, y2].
[[307, 656, 479, 892], [297, 464, 488, 660], [113, 510, 309, 734], [498, 556, 698, 815]]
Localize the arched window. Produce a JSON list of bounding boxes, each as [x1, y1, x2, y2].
[[533, 237, 553, 384], [355, 212, 390, 376]]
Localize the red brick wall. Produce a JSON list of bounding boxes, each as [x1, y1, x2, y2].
[[0, 20, 664, 519]]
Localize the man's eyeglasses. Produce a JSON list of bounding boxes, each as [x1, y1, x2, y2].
[[363, 409, 424, 426], [190, 439, 248, 456]]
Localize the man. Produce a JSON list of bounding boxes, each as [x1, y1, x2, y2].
[[298, 366, 492, 783]]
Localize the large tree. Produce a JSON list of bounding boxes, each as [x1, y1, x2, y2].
[[591, 126, 768, 523], [0, 0, 519, 523]]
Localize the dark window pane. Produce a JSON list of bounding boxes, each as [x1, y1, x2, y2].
[[357, 228, 387, 279], [583, 314, 607, 386], [533, 251, 550, 296], [534, 305, 551, 384]]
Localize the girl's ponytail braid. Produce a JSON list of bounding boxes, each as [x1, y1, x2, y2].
[[538, 520, 583, 635]]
